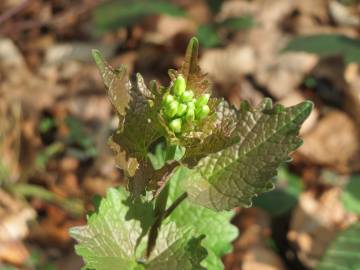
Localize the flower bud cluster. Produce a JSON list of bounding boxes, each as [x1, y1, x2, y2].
[[162, 75, 210, 133]]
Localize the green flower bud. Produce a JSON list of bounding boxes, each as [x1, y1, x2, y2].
[[173, 75, 186, 96], [185, 108, 195, 122], [162, 93, 175, 106], [196, 105, 210, 120], [176, 103, 187, 117], [187, 101, 195, 110], [169, 118, 182, 133], [181, 90, 194, 103], [195, 94, 210, 107], [164, 100, 179, 118]]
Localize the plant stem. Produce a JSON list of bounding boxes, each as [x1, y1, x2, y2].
[[163, 192, 187, 219], [146, 192, 188, 257]]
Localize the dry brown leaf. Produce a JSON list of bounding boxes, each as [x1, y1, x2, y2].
[[0, 241, 29, 265], [288, 188, 358, 268], [299, 110, 359, 173], [255, 52, 318, 99], [200, 46, 256, 84], [242, 245, 286, 270]]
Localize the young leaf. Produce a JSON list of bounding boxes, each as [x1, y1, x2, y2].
[[180, 37, 210, 96], [92, 49, 131, 119], [69, 187, 154, 270], [316, 222, 360, 270], [70, 187, 207, 270], [165, 167, 238, 269], [146, 223, 207, 270], [182, 99, 239, 167], [94, 51, 171, 196], [185, 99, 313, 211], [341, 175, 360, 214]]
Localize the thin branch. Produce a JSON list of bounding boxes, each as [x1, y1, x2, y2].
[[146, 192, 188, 257], [163, 192, 187, 219]]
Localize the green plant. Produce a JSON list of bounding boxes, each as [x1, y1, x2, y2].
[[283, 34, 360, 63], [93, 0, 186, 33], [70, 37, 312, 269]]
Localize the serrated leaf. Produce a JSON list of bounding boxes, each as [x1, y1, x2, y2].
[[92, 49, 131, 119], [185, 99, 313, 211], [254, 166, 303, 217], [341, 175, 360, 215], [146, 223, 207, 270], [69, 187, 154, 270], [165, 167, 238, 269], [183, 99, 239, 167], [180, 37, 210, 96], [316, 222, 360, 270], [70, 187, 207, 270], [94, 51, 171, 195]]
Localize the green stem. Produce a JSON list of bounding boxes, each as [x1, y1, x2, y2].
[[146, 192, 188, 257]]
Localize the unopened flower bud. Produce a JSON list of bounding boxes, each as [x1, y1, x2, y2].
[[169, 118, 182, 133], [181, 90, 194, 103], [162, 94, 175, 106], [196, 105, 210, 120], [177, 103, 187, 117], [173, 75, 186, 96], [196, 94, 210, 107], [187, 101, 195, 110], [164, 100, 179, 118], [185, 108, 195, 122]]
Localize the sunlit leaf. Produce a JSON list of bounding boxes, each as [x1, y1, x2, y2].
[[70, 187, 206, 270], [185, 99, 312, 211], [165, 167, 238, 269]]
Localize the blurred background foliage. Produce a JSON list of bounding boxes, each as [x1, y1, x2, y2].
[[0, 0, 360, 269]]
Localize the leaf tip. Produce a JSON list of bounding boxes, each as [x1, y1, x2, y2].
[[92, 49, 106, 73], [186, 37, 200, 59]]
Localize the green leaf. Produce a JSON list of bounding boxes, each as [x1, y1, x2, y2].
[[166, 167, 238, 269], [180, 37, 210, 96], [92, 49, 131, 119], [219, 15, 255, 30], [196, 25, 221, 48], [204, 0, 222, 14], [70, 187, 152, 270], [254, 166, 303, 216], [185, 99, 313, 211], [341, 175, 360, 214], [147, 141, 186, 170], [182, 99, 239, 167], [146, 223, 207, 270], [94, 50, 172, 196], [70, 187, 206, 270], [316, 222, 360, 270], [283, 34, 360, 63], [93, 0, 186, 33]]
